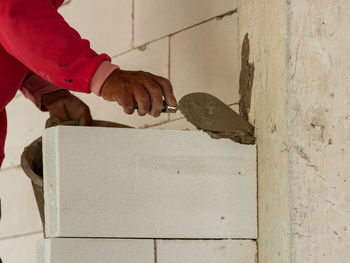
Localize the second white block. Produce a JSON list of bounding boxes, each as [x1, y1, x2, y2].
[[43, 127, 257, 238]]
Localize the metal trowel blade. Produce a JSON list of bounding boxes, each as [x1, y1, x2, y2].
[[177, 92, 255, 144]]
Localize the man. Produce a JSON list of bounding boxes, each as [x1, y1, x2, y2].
[[0, 0, 177, 167]]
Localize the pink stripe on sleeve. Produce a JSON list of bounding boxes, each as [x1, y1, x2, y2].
[[90, 61, 119, 96]]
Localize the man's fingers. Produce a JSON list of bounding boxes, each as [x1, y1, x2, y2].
[[100, 69, 177, 117], [49, 110, 70, 123], [79, 108, 93, 126], [148, 74, 177, 106], [141, 75, 163, 117], [119, 93, 135, 115], [133, 85, 150, 116], [64, 96, 93, 126], [48, 101, 71, 122]]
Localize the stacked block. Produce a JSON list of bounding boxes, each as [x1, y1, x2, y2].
[[39, 126, 257, 262]]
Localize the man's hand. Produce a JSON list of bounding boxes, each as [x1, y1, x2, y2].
[[101, 70, 177, 117], [41, 90, 93, 126]]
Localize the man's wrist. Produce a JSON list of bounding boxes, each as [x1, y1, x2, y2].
[[90, 61, 120, 96]]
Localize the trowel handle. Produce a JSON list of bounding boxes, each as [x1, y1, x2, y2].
[[118, 100, 178, 113], [160, 100, 178, 113]]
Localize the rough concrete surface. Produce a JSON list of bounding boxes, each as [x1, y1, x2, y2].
[[238, 1, 291, 262], [289, 1, 350, 262], [239, 0, 350, 262]]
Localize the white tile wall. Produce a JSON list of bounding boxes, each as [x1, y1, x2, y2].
[[3, 93, 48, 169], [0, 233, 43, 263], [59, 0, 132, 56], [170, 14, 240, 111], [157, 240, 257, 263], [134, 0, 237, 46], [38, 238, 154, 263], [44, 126, 257, 239], [113, 37, 169, 77], [0, 167, 42, 238]]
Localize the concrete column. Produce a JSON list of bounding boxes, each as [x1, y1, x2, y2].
[[238, 0, 350, 262]]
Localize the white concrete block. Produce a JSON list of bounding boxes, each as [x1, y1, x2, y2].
[[3, 93, 48, 169], [0, 167, 43, 238], [0, 233, 43, 263], [157, 240, 257, 263], [37, 238, 154, 263], [170, 14, 240, 110], [134, 0, 237, 46], [73, 38, 170, 128], [43, 126, 257, 238], [59, 0, 132, 56]]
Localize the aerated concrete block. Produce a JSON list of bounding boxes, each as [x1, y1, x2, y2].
[[37, 238, 154, 263], [3, 93, 48, 168], [59, 0, 132, 56], [170, 14, 240, 109], [157, 240, 257, 263], [134, 0, 237, 46], [43, 126, 257, 238], [0, 233, 43, 263], [0, 167, 42, 238]]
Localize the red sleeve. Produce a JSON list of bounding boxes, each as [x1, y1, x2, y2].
[[0, 0, 111, 93]]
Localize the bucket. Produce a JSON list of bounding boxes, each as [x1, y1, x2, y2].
[[21, 118, 132, 228]]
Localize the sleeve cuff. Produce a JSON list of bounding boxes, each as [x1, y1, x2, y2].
[[90, 61, 120, 96], [22, 74, 63, 111]]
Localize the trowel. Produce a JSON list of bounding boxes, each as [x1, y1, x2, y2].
[[161, 92, 255, 144]]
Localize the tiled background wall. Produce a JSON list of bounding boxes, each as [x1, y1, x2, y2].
[[0, 0, 240, 261]]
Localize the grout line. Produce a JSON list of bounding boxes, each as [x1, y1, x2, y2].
[[112, 9, 238, 59], [132, 0, 135, 48], [0, 231, 43, 241], [168, 9, 237, 37], [56, 236, 257, 241], [141, 115, 185, 128], [154, 240, 158, 263], [111, 49, 133, 59], [141, 118, 174, 129]]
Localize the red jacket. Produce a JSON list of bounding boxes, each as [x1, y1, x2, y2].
[[0, 0, 114, 167]]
